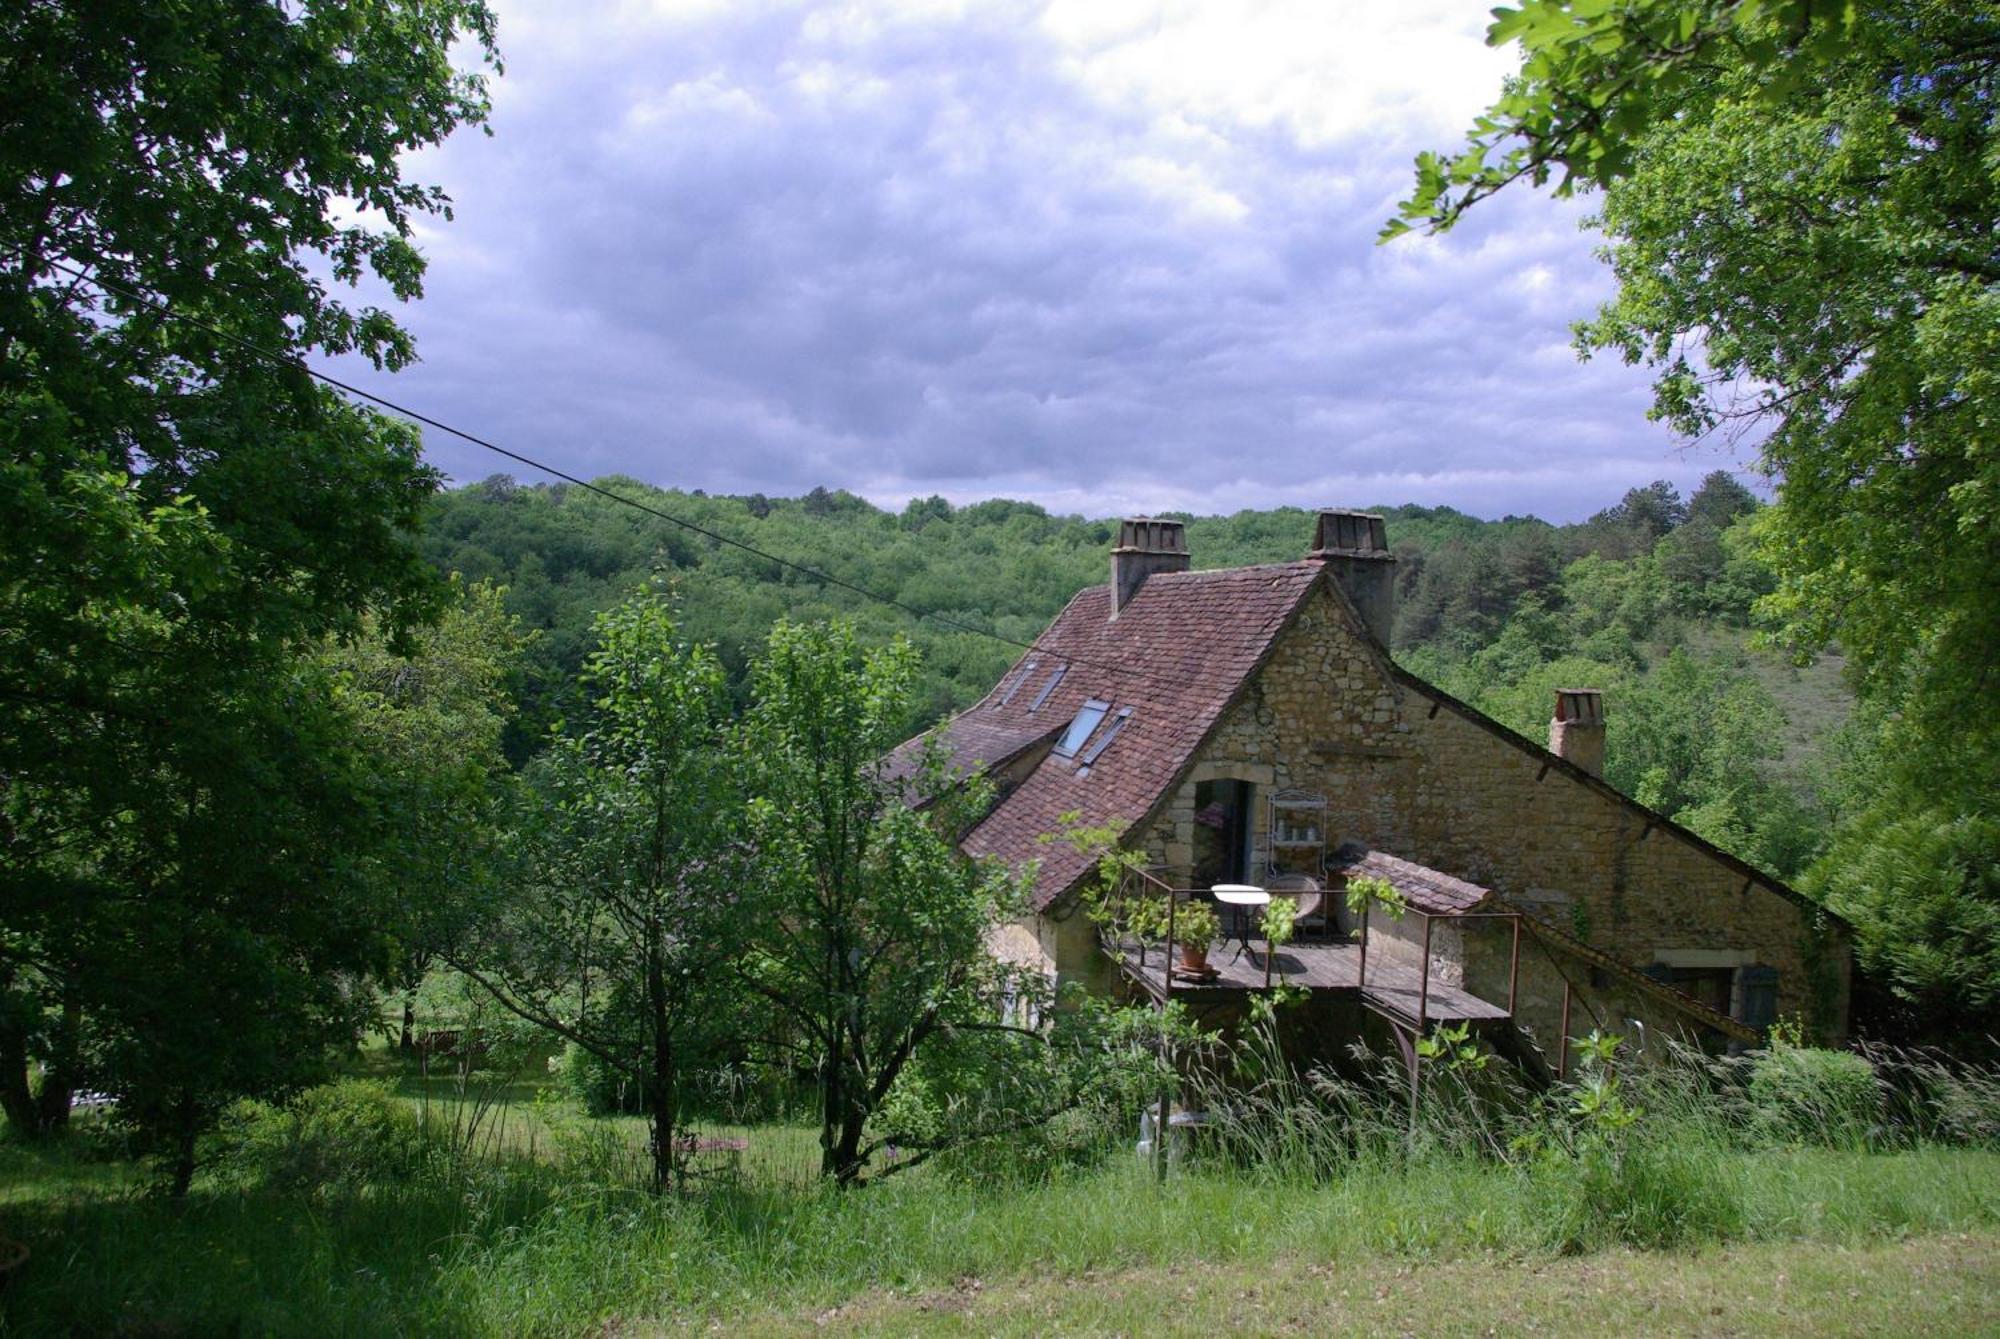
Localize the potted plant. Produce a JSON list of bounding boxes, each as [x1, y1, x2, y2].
[[1173, 898, 1220, 974]]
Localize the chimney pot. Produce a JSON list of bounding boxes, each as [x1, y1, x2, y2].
[[1110, 516, 1190, 616], [1309, 508, 1396, 645], [1549, 688, 1606, 778]]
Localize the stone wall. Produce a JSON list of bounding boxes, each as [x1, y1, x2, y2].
[[1114, 579, 1849, 1045]]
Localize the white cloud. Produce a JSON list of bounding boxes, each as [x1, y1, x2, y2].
[[322, 0, 1732, 524]]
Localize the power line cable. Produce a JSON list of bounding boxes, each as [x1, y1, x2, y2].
[[38, 256, 1188, 693]]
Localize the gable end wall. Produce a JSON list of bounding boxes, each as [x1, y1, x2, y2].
[[1133, 583, 1850, 1044]]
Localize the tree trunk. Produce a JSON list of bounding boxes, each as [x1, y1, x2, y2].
[[830, 1106, 868, 1187], [818, 1038, 846, 1180], [645, 925, 676, 1193], [170, 1130, 197, 1200], [0, 969, 70, 1138], [30, 993, 80, 1134], [168, 1100, 199, 1200], [647, 1064, 677, 1193], [0, 1012, 38, 1136], [399, 993, 416, 1053]]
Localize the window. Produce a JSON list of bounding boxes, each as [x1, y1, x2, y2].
[[1663, 966, 1736, 1017], [1027, 664, 1066, 712], [1644, 953, 1778, 1029], [998, 659, 1039, 707], [1054, 699, 1110, 757], [1078, 707, 1133, 767]]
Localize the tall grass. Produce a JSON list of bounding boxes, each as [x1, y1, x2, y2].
[[3, 1038, 1997, 1335]]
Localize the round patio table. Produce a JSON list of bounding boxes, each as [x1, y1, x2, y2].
[[1211, 884, 1269, 958]]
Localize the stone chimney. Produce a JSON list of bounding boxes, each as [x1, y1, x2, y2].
[[1549, 689, 1606, 778], [1309, 509, 1396, 646], [1110, 517, 1190, 617]]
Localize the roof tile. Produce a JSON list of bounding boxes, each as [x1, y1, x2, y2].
[[895, 562, 1327, 908]]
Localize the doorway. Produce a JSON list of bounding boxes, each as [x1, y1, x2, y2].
[[1192, 778, 1253, 887]]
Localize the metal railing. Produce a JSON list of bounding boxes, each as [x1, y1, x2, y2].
[[1355, 896, 1522, 1035], [1101, 866, 1523, 1026]]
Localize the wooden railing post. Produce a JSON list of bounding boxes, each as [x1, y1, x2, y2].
[[1417, 913, 1433, 1035], [1358, 894, 1370, 991], [1507, 914, 1521, 1016], [1558, 981, 1572, 1081]]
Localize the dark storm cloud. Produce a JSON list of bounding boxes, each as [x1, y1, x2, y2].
[[327, 1, 1755, 522]]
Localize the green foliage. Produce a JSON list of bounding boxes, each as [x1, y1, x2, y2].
[[0, 0, 501, 1183], [1049, 811, 1154, 938], [213, 1080, 424, 1198], [1399, 1, 1999, 1006], [1259, 896, 1297, 952], [1344, 875, 1406, 932], [1389, 0, 1876, 236], [1172, 898, 1220, 951], [1805, 806, 2000, 1043], [461, 590, 743, 1189], [1748, 1045, 1881, 1148], [737, 619, 1043, 1184], [1416, 1021, 1488, 1073], [1569, 5, 2000, 807], [550, 1043, 644, 1119]]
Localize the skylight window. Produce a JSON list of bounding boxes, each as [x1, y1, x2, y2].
[[1027, 664, 1066, 712], [1079, 708, 1134, 768], [1053, 699, 1111, 758], [998, 659, 1039, 707]]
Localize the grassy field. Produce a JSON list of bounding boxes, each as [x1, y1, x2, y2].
[[2, 1129, 1996, 1335], [3, 1034, 1996, 1335]]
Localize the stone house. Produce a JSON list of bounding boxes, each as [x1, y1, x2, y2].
[[893, 511, 1850, 1071]]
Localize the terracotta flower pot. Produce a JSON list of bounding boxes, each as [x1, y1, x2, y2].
[[1178, 940, 1211, 974]]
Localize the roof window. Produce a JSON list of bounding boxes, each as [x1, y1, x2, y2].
[[1027, 664, 1066, 712], [998, 659, 1040, 707], [1078, 707, 1134, 768], [1053, 699, 1110, 758]]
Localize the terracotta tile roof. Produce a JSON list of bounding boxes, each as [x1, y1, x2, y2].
[[900, 562, 1328, 909], [881, 715, 1057, 794], [1327, 842, 1493, 916]]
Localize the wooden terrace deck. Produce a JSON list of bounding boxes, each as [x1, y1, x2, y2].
[[1111, 938, 1511, 1027]]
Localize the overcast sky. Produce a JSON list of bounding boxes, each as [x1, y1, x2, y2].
[[334, 0, 1755, 523]]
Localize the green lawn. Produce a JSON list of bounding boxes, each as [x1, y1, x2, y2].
[[744, 1232, 2000, 1337]]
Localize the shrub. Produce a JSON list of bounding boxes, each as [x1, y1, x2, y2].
[[214, 1079, 423, 1196], [1748, 1045, 1880, 1147], [550, 1044, 647, 1117]]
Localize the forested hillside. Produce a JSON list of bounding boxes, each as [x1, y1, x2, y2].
[[422, 470, 1849, 881]]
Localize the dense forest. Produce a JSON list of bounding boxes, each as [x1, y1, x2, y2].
[[424, 469, 1848, 883]]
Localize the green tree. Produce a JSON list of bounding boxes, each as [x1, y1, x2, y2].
[[0, 1, 499, 1172], [1805, 807, 2000, 1046], [1397, 0, 1997, 1026], [1394, 0, 1997, 804], [458, 593, 741, 1190], [1685, 470, 1759, 530], [736, 621, 1040, 1185], [322, 582, 524, 1053]]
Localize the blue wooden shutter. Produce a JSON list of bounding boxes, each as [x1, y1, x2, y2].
[[1739, 964, 1779, 1030]]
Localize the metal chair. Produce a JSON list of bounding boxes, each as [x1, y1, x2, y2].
[[1264, 870, 1327, 940]]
